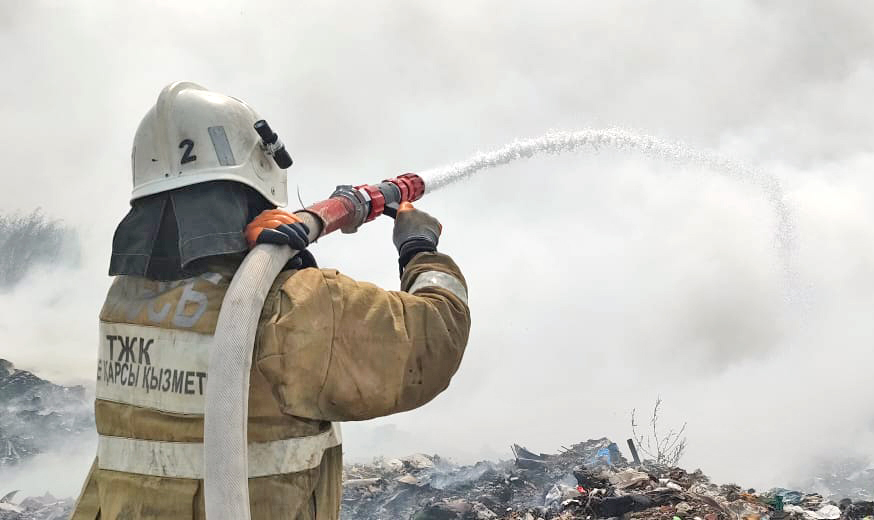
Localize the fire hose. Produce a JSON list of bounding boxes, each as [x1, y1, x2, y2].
[[203, 173, 426, 520]]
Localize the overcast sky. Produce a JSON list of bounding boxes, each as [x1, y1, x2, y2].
[[2, 0, 874, 496]]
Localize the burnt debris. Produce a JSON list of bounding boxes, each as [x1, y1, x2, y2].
[[341, 438, 874, 520]]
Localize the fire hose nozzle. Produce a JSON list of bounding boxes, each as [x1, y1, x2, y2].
[[303, 173, 426, 236], [379, 173, 425, 218]]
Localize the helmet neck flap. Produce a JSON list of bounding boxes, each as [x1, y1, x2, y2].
[[110, 181, 270, 281]]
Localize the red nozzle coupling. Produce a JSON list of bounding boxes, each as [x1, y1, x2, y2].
[[386, 173, 425, 203], [351, 173, 426, 223], [355, 183, 385, 222]]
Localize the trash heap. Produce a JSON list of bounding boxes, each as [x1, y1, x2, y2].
[[341, 438, 874, 520], [0, 492, 73, 520], [0, 359, 92, 466], [801, 458, 874, 504]]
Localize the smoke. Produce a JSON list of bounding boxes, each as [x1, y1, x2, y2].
[[1, 0, 873, 496], [0, 436, 96, 498]]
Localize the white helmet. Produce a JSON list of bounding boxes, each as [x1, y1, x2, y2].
[[131, 81, 289, 206]]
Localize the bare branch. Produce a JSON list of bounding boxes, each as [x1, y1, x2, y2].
[[629, 397, 688, 466]]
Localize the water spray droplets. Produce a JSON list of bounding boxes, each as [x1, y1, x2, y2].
[[420, 128, 799, 302], [425, 129, 764, 193]]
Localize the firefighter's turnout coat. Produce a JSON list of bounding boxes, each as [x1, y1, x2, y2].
[[71, 252, 470, 519]]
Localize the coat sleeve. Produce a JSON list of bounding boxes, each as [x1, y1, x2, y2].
[[255, 252, 470, 421]]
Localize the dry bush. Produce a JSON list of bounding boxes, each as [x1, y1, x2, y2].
[[631, 396, 688, 466], [0, 209, 78, 289]]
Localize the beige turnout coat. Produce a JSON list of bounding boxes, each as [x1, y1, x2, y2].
[[71, 252, 470, 519]]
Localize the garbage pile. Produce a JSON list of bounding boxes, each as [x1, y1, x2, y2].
[[0, 359, 92, 466], [0, 492, 73, 520], [801, 457, 874, 504], [341, 438, 874, 520]]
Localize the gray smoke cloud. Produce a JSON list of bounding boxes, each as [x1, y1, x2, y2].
[[1, 0, 873, 494]]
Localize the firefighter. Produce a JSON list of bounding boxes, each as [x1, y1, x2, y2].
[[72, 81, 470, 519]]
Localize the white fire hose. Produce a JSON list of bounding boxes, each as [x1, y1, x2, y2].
[[203, 212, 322, 520]]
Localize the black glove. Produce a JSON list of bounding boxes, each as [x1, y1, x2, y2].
[[392, 202, 441, 272], [245, 209, 310, 251]]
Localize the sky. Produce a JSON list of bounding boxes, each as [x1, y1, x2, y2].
[[1, 0, 874, 497]]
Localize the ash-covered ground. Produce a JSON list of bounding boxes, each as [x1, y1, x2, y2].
[[0, 359, 92, 519], [0, 359, 93, 466]]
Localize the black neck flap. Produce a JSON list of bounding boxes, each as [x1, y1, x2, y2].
[[110, 182, 265, 281]]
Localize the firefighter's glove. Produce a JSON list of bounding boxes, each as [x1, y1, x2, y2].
[[392, 202, 442, 271], [245, 209, 310, 251]]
